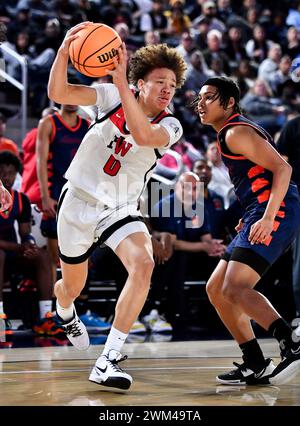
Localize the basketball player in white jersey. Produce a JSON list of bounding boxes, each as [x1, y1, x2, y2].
[[48, 22, 186, 390]]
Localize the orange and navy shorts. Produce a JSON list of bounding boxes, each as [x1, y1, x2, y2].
[[223, 198, 300, 276]]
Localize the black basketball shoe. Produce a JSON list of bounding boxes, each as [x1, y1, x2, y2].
[[216, 358, 276, 385]]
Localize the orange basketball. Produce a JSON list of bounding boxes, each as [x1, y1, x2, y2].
[[69, 23, 122, 78]]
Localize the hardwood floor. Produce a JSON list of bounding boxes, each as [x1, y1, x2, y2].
[[0, 340, 299, 406]]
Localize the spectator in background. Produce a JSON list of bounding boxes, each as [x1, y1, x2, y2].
[[165, 0, 191, 41], [193, 158, 225, 239], [175, 31, 196, 65], [21, 106, 59, 210], [269, 55, 292, 97], [245, 24, 273, 67], [36, 105, 89, 284], [138, 0, 168, 37], [205, 140, 234, 208], [34, 18, 63, 54], [183, 50, 212, 93], [193, 0, 226, 34], [241, 78, 289, 136], [286, 0, 300, 32], [0, 151, 59, 335], [232, 59, 256, 98], [283, 26, 300, 59], [193, 157, 245, 243], [203, 29, 231, 75], [258, 43, 282, 83], [150, 172, 225, 328], [144, 30, 161, 46], [0, 113, 19, 158], [224, 25, 248, 72], [193, 17, 210, 51], [277, 115, 300, 316]]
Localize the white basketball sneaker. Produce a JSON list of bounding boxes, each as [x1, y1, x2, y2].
[[58, 309, 90, 351], [89, 350, 132, 390]]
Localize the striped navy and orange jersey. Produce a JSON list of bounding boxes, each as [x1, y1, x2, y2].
[[217, 113, 299, 212], [0, 190, 31, 243], [47, 112, 90, 200]]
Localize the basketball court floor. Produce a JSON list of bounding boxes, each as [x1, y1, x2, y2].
[[1, 339, 299, 406]]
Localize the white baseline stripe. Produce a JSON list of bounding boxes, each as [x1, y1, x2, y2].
[[0, 366, 229, 375]]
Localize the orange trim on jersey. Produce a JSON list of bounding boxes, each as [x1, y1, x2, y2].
[[0, 190, 14, 218], [276, 210, 286, 218], [280, 200, 286, 207], [18, 192, 23, 215], [263, 235, 273, 246], [273, 220, 281, 232], [54, 112, 82, 132], [48, 115, 56, 144], [218, 120, 269, 159], [248, 165, 265, 179], [257, 189, 270, 203], [222, 113, 241, 126], [219, 151, 247, 160], [251, 178, 270, 193]]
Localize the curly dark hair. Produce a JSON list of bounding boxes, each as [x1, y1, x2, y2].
[[190, 76, 241, 113], [128, 44, 187, 88], [0, 151, 22, 173]]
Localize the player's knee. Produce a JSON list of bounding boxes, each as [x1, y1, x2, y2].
[[206, 276, 222, 305], [128, 254, 154, 279], [221, 281, 240, 304]]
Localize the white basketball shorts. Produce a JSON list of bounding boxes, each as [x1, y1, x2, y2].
[[57, 184, 149, 264]]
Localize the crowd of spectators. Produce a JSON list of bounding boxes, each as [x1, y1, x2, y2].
[[1, 0, 300, 337]]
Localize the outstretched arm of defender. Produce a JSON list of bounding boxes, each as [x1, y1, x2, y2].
[[48, 22, 97, 106]]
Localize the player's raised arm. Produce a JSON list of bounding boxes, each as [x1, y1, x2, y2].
[[107, 43, 186, 148], [48, 22, 97, 106]]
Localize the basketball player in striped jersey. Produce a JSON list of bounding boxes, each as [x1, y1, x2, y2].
[[36, 104, 89, 283], [48, 22, 186, 390], [195, 77, 300, 386]]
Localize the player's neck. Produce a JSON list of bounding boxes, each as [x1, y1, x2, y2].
[[60, 111, 78, 127], [137, 97, 162, 118]]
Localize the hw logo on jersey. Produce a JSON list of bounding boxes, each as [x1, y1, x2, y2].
[[103, 136, 133, 176]]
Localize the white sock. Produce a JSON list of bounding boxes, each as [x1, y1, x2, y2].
[[56, 300, 74, 322], [0, 301, 4, 315], [39, 300, 53, 319], [102, 326, 128, 356]]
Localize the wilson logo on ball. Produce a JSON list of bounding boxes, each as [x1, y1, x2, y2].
[[69, 23, 122, 78], [97, 48, 119, 63]]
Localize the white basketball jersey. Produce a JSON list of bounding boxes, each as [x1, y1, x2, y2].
[[65, 84, 183, 208]]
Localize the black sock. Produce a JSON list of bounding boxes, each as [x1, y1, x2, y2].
[[239, 338, 266, 370], [268, 318, 294, 351]]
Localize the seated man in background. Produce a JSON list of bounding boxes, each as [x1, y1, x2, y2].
[[149, 171, 226, 329], [0, 151, 62, 336]]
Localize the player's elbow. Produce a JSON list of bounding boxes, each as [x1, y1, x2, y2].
[[48, 85, 60, 103], [134, 131, 151, 147], [47, 83, 67, 104], [282, 161, 292, 179]]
